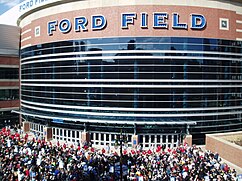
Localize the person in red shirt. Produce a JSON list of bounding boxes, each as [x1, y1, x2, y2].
[[15, 132, 20, 138], [57, 141, 60, 147], [172, 150, 177, 155], [41, 139, 46, 146], [25, 167, 30, 178], [84, 145, 88, 150], [168, 147, 172, 153], [142, 150, 146, 155], [147, 149, 152, 155], [131, 149, 136, 155], [223, 164, 229, 172], [24, 133, 28, 141], [11, 134, 15, 140], [77, 145, 81, 151], [2, 127, 6, 132]]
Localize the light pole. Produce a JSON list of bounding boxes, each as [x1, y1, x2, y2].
[[114, 129, 128, 180]]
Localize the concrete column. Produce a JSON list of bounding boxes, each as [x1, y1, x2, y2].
[[166, 135, 168, 148], [183, 134, 193, 146], [132, 135, 139, 148], [19, 115, 23, 128], [154, 135, 157, 147], [93, 132, 96, 142], [149, 135, 151, 148], [104, 134, 106, 145], [171, 135, 174, 148], [44, 127, 52, 141], [81, 131, 90, 143], [109, 134, 111, 145], [23, 122, 30, 133]]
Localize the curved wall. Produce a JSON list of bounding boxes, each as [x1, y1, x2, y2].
[[19, 0, 242, 146], [19, 3, 242, 47]]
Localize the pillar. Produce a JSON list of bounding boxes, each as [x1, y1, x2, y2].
[[132, 135, 138, 148], [19, 115, 23, 128], [81, 131, 90, 143], [183, 134, 193, 146], [166, 135, 168, 148], [44, 127, 52, 141], [23, 121, 30, 133], [171, 135, 174, 148]]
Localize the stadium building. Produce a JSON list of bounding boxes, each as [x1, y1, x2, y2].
[[0, 24, 20, 128], [7, 0, 242, 147]]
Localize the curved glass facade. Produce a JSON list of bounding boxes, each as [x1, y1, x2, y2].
[[20, 37, 242, 143]]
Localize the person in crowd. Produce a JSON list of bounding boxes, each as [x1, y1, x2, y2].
[[0, 127, 239, 181]]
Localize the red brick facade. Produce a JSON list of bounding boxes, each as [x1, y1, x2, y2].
[[21, 5, 240, 47], [206, 132, 242, 168], [0, 56, 19, 65]]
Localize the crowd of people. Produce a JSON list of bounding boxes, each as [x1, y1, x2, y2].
[[0, 127, 240, 181]]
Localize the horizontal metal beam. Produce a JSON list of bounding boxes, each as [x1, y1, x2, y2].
[[12, 110, 197, 125]]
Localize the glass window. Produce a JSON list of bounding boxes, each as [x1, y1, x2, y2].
[[0, 68, 18, 79], [106, 134, 109, 141], [20, 36, 242, 137], [139, 135, 143, 143], [151, 135, 155, 143], [96, 133, 99, 140], [111, 134, 115, 141], [168, 135, 172, 142], [157, 135, 161, 143], [174, 135, 177, 142]]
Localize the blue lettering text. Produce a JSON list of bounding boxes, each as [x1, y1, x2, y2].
[[59, 19, 72, 33], [74, 17, 88, 32], [172, 13, 188, 29], [153, 13, 168, 29], [47, 20, 58, 36], [191, 14, 206, 29], [141, 12, 148, 28], [92, 15, 106, 30], [121, 13, 137, 29]]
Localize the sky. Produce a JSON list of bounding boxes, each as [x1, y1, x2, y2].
[[0, 0, 24, 15]]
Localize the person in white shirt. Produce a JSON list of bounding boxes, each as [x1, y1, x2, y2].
[[59, 158, 64, 169], [7, 138, 11, 147], [18, 170, 24, 181], [14, 145, 18, 153]]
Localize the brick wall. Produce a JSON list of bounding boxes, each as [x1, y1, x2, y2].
[[206, 132, 242, 168], [183, 135, 193, 146]]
